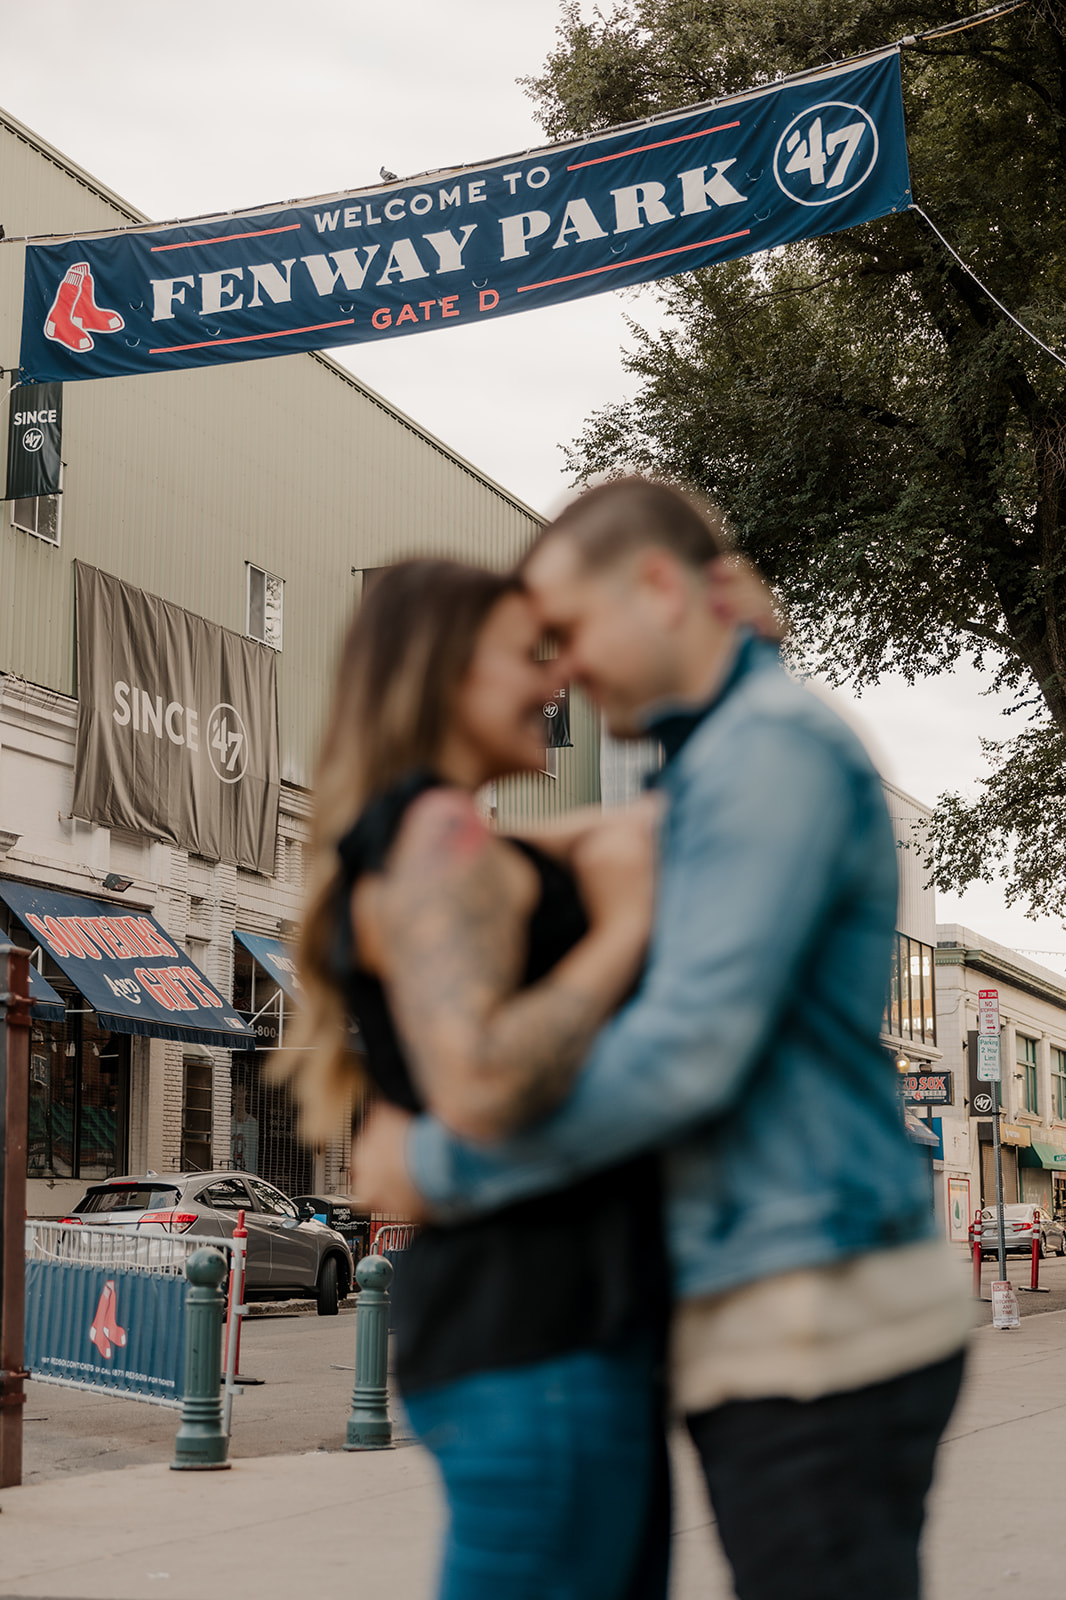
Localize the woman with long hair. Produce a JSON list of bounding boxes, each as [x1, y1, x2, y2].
[[284, 557, 670, 1600]]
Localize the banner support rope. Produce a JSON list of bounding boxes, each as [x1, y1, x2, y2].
[[909, 203, 1066, 370], [0, 5, 1030, 248]]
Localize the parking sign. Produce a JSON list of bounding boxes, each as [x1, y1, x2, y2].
[[977, 1035, 1001, 1082]]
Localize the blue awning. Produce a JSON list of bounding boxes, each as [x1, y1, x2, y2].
[[0, 879, 254, 1050], [233, 930, 302, 1004], [27, 963, 65, 1024], [905, 1111, 940, 1148]]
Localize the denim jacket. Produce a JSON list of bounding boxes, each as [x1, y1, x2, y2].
[[408, 637, 935, 1302]]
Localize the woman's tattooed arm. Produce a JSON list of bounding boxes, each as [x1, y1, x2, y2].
[[362, 789, 650, 1142]]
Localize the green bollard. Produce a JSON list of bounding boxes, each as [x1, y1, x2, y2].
[[344, 1254, 393, 1450], [172, 1248, 231, 1471]]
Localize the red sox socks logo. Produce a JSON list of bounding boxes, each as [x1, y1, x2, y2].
[[89, 1279, 127, 1360], [44, 262, 124, 353]]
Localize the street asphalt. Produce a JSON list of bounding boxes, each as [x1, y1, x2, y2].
[[3, 1252, 1064, 1598]]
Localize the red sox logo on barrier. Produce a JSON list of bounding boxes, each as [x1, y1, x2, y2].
[[44, 262, 124, 352], [89, 1279, 127, 1360]]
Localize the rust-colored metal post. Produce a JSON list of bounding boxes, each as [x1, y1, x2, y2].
[[0, 943, 30, 1488], [972, 1208, 983, 1299]]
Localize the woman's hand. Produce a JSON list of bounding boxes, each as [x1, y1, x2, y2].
[[570, 796, 661, 948], [351, 1103, 431, 1222]]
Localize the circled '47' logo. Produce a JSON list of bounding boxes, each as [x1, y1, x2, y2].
[[207, 702, 249, 784], [773, 101, 879, 206]]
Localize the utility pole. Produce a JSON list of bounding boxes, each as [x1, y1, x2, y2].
[[978, 991, 1008, 1284], [0, 942, 30, 1488]]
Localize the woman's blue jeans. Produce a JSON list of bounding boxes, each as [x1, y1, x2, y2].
[[403, 1336, 665, 1600]]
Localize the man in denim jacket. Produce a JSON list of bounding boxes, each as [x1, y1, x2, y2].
[[359, 477, 969, 1600]]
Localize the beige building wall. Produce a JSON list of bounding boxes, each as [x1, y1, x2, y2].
[[0, 106, 601, 1215]]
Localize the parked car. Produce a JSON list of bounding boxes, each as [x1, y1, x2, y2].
[[969, 1204, 1066, 1260], [60, 1171, 352, 1314]]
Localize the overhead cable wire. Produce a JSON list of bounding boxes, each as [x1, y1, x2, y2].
[[0, 3, 1031, 246], [910, 204, 1066, 370], [899, 0, 1029, 42]]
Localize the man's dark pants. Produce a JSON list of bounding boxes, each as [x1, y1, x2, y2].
[[686, 1351, 965, 1600]]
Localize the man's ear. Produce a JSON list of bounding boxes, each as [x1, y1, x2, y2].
[[634, 547, 690, 626], [706, 553, 787, 641]]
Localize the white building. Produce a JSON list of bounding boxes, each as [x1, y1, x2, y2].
[[935, 928, 1066, 1232]]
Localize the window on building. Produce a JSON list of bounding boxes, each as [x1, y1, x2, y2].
[[246, 564, 283, 649], [1052, 1047, 1066, 1121], [1018, 1034, 1039, 1114], [884, 935, 936, 1045], [181, 1057, 214, 1172], [886, 938, 901, 1037], [11, 486, 61, 546]]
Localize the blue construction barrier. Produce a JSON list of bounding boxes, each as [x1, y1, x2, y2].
[[24, 1222, 231, 1409], [25, 1258, 186, 1405]]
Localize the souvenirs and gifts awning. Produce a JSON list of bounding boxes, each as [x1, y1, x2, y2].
[[27, 963, 65, 1024], [0, 879, 254, 1050]]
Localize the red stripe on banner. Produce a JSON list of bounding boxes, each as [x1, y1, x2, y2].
[[517, 229, 751, 293], [567, 122, 741, 171], [150, 317, 355, 353], [150, 223, 302, 252]]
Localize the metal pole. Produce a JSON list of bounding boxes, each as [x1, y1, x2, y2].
[[172, 1247, 230, 1471], [0, 943, 30, 1489], [344, 1255, 393, 1450], [221, 1214, 247, 1437], [993, 1104, 1008, 1283]]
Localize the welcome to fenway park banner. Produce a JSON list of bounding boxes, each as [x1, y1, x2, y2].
[[17, 52, 910, 384]]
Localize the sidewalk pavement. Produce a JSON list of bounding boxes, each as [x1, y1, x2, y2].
[[2, 1307, 1064, 1600]]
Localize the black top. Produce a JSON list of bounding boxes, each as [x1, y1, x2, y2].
[[335, 770, 668, 1394]]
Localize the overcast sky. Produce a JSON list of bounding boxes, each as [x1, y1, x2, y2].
[[3, 0, 1063, 969]]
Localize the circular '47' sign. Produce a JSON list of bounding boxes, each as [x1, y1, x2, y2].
[[773, 102, 879, 206]]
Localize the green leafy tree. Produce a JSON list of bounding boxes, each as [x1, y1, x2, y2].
[[526, 0, 1066, 915]]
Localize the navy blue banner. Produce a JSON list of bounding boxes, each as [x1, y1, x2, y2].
[[18, 53, 909, 383], [25, 1259, 187, 1405], [0, 880, 255, 1049]]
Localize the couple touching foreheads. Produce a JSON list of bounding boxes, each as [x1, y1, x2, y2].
[[285, 478, 969, 1600]]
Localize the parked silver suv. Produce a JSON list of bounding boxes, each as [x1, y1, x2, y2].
[[62, 1171, 352, 1314]]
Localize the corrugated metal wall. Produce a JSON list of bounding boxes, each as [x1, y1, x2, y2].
[[497, 685, 601, 827], [883, 781, 936, 946], [0, 109, 602, 806]]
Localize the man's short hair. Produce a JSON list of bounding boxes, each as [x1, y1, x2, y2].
[[526, 476, 731, 573]]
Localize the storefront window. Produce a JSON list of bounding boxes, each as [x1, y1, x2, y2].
[[5, 903, 130, 1180], [229, 940, 310, 1195], [27, 1008, 129, 1180], [229, 1057, 310, 1195]]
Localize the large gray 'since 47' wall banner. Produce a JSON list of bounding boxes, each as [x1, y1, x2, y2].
[[73, 563, 280, 874]]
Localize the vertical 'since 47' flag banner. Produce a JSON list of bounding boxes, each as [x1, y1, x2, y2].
[[73, 563, 281, 874], [19, 53, 910, 384]]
